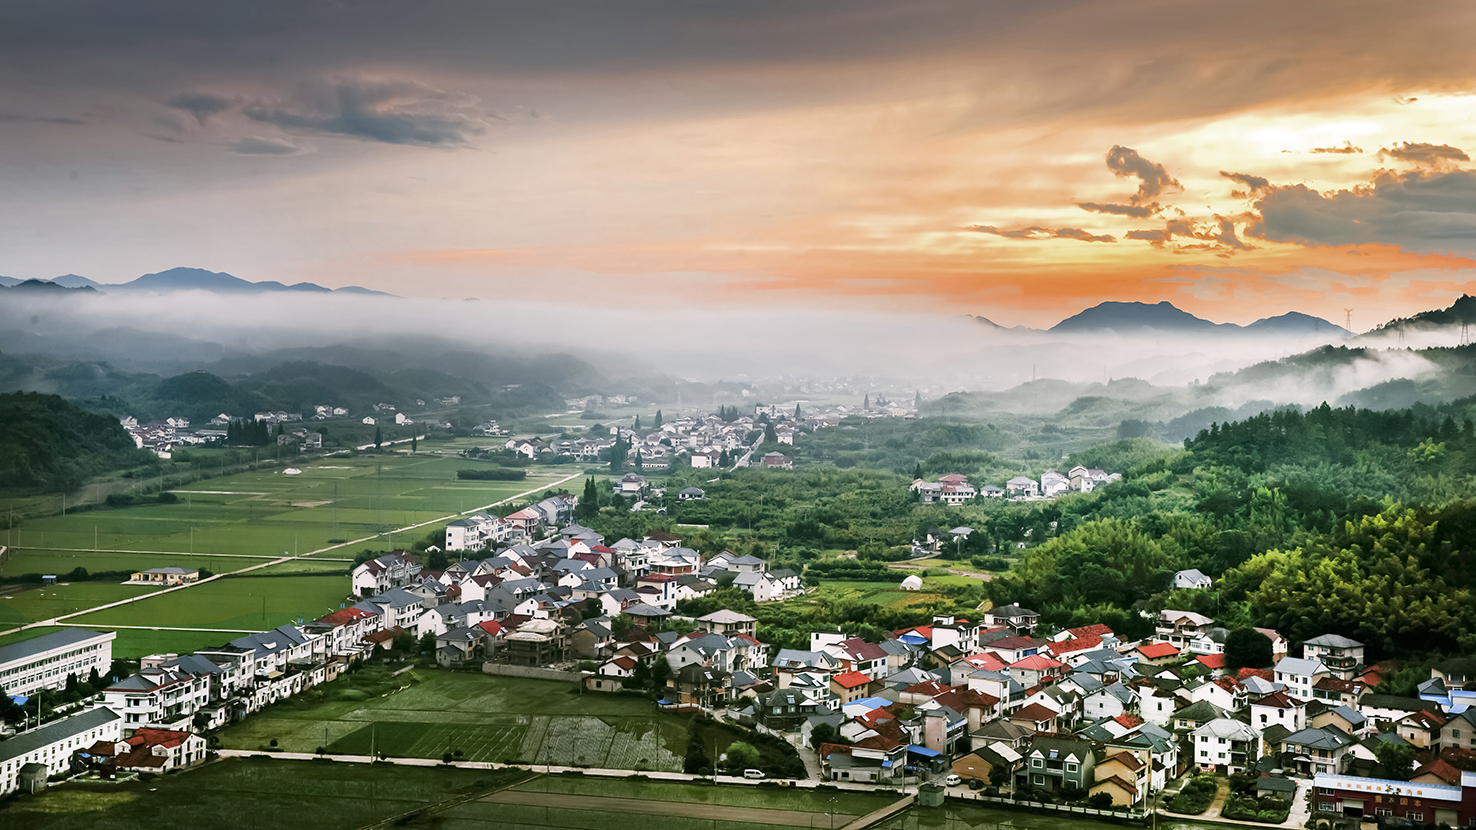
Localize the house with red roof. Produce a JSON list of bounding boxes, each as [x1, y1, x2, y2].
[[109, 728, 207, 773], [1133, 642, 1180, 665], [830, 670, 873, 704], [1009, 654, 1068, 688], [1007, 702, 1059, 734], [1194, 652, 1228, 676]]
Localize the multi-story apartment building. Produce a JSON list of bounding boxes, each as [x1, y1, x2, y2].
[[0, 628, 115, 698]]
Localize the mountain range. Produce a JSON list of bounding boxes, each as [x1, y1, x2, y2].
[[971, 301, 1350, 336], [0, 267, 389, 296]]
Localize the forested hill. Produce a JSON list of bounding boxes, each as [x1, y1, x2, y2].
[[985, 394, 1476, 677], [0, 391, 152, 492]]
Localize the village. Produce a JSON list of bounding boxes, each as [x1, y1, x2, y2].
[[4, 464, 1476, 830]]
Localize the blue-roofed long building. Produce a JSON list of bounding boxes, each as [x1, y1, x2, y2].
[[0, 628, 115, 698]]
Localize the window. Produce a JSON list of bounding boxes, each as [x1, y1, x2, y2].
[[1319, 805, 1335, 813], [1375, 810, 1392, 817], [1033, 775, 1045, 786], [1320, 789, 1334, 796], [1407, 813, 1422, 823], [1032, 759, 1043, 768], [1067, 763, 1078, 773]]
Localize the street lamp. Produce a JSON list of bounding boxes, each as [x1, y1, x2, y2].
[[949, 527, 973, 560]]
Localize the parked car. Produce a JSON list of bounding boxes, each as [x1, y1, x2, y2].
[[945, 775, 962, 787], [743, 769, 765, 780]]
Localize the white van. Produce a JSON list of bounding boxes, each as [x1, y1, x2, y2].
[[742, 769, 765, 780]]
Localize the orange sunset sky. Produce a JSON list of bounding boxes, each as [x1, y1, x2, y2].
[[4, 1, 1476, 328]]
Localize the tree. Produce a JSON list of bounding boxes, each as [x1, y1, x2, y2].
[[634, 415, 641, 431], [989, 761, 1012, 790], [915, 390, 922, 409], [411, 436, 418, 452], [418, 631, 436, 654], [654, 410, 663, 429], [764, 421, 777, 443], [913, 463, 923, 480], [391, 630, 415, 654], [611, 613, 633, 639], [426, 549, 449, 570], [374, 425, 383, 448], [795, 403, 802, 420], [724, 740, 761, 770], [1224, 628, 1274, 671], [651, 657, 673, 691], [809, 722, 841, 750], [863, 394, 870, 409], [1375, 741, 1416, 780]]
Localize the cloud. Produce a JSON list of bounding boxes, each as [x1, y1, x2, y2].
[[1078, 201, 1158, 218], [0, 111, 85, 125], [1378, 141, 1469, 169], [1054, 227, 1116, 243], [1220, 171, 1269, 191], [1310, 143, 1363, 154], [1126, 229, 1168, 242], [242, 77, 485, 147], [167, 92, 234, 124], [1104, 145, 1181, 205], [970, 225, 1115, 242], [231, 136, 305, 156], [1249, 169, 1476, 255]]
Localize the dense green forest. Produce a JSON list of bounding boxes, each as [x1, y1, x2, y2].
[[0, 391, 153, 491]]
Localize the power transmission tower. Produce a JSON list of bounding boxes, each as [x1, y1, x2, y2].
[[1462, 322, 1472, 347], [1344, 308, 1354, 334]]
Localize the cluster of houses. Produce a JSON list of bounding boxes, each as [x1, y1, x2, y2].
[[502, 401, 914, 472], [595, 599, 1473, 817], [118, 412, 330, 457], [355, 515, 806, 672], [913, 467, 1122, 506]]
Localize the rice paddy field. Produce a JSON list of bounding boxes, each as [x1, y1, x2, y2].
[[1, 756, 893, 830], [0, 454, 579, 643], [0, 756, 528, 830], [217, 669, 692, 771]]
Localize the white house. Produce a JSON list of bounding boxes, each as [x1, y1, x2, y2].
[[0, 707, 122, 795], [0, 628, 116, 698], [1005, 476, 1040, 497], [1171, 569, 1213, 590], [1274, 657, 1331, 702], [1192, 718, 1260, 774]]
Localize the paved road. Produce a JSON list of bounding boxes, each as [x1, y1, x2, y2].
[[0, 471, 581, 639]]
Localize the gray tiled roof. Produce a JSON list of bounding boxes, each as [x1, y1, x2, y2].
[[0, 707, 121, 764], [0, 628, 110, 666]]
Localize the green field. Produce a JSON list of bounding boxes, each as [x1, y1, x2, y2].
[[516, 776, 896, 814], [2, 549, 271, 576], [0, 582, 161, 627], [2, 756, 875, 830], [218, 669, 691, 771], [69, 574, 348, 630], [2, 455, 576, 559], [0, 756, 527, 830], [0, 454, 576, 631], [0, 625, 257, 661]]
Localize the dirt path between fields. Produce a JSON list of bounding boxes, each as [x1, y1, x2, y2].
[[479, 789, 858, 827]]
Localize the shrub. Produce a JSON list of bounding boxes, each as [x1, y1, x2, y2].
[[1167, 776, 1218, 815]]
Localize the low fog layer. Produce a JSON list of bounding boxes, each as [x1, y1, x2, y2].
[[0, 289, 1465, 419]]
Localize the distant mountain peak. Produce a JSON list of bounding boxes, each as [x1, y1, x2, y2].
[[1048, 300, 1345, 336], [118, 267, 391, 296], [1050, 300, 1224, 333]]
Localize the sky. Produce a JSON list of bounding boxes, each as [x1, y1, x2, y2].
[[5, 1, 1476, 328]]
